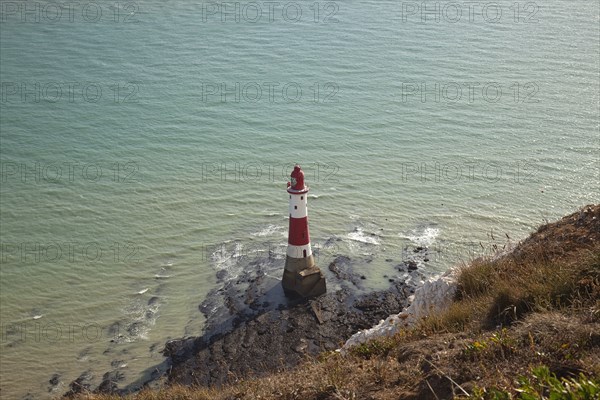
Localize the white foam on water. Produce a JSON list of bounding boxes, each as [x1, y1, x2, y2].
[[348, 227, 380, 245], [308, 193, 332, 199], [137, 288, 149, 295], [404, 226, 440, 247], [122, 299, 161, 341], [252, 224, 286, 237], [211, 242, 245, 280]]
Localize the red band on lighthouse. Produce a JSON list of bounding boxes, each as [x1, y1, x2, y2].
[[288, 216, 309, 246]]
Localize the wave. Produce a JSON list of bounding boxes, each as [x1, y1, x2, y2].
[[347, 227, 380, 245], [404, 226, 440, 247], [211, 242, 245, 281], [251, 224, 286, 237], [121, 296, 161, 342], [308, 193, 332, 199]]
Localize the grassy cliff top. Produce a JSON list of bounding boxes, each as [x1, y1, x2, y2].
[[78, 205, 600, 400]]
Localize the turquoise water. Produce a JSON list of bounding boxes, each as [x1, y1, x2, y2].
[[1, 1, 598, 397]]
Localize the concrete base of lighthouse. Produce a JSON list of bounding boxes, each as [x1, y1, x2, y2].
[[282, 255, 326, 298]]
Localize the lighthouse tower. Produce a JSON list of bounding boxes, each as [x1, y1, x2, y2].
[[282, 165, 326, 298]]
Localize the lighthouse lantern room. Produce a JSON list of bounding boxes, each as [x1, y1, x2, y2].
[[282, 165, 326, 298]]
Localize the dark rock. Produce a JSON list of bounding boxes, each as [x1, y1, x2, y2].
[[48, 373, 61, 392], [327, 256, 363, 287], [163, 337, 196, 364], [107, 322, 121, 338], [328, 256, 351, 279], [127, 322, 143, 337], [163, 270, 416, 388], [63, 370, 92, 397], [96, 381, 116, 394], [97, 370, 125, 394], [49, 374, 60, 386], [76, 347, 91, 361]]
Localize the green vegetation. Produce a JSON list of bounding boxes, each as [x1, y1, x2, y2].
[[76, 205, 600, 399], [469, 366, 599, 400]]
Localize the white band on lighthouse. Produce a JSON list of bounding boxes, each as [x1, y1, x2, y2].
[[289, 194, 308, 219], [287, 243, 312, 258]]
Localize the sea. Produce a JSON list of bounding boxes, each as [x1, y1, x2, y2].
[[0, 1, 598, 398]]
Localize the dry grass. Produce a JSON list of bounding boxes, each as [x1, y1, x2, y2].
[[410, 247, 599, 340], [75, 205, 600, 400]]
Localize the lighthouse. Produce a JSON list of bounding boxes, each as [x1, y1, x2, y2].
[[282, 165, 326, 298]]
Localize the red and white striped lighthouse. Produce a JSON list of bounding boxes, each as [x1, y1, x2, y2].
[[282, 165, 326, 298]]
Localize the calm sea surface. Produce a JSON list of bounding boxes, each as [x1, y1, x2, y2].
[[1, 1, 598, 397]]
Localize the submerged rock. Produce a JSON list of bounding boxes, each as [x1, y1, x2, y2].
[[48, 373, 61, 393], [97, 370, 125, 394], [63, 370, 93, 397]]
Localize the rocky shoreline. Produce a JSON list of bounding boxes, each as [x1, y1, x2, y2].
[[164, 259, 421, 388], [64, 245, 432, 397]]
